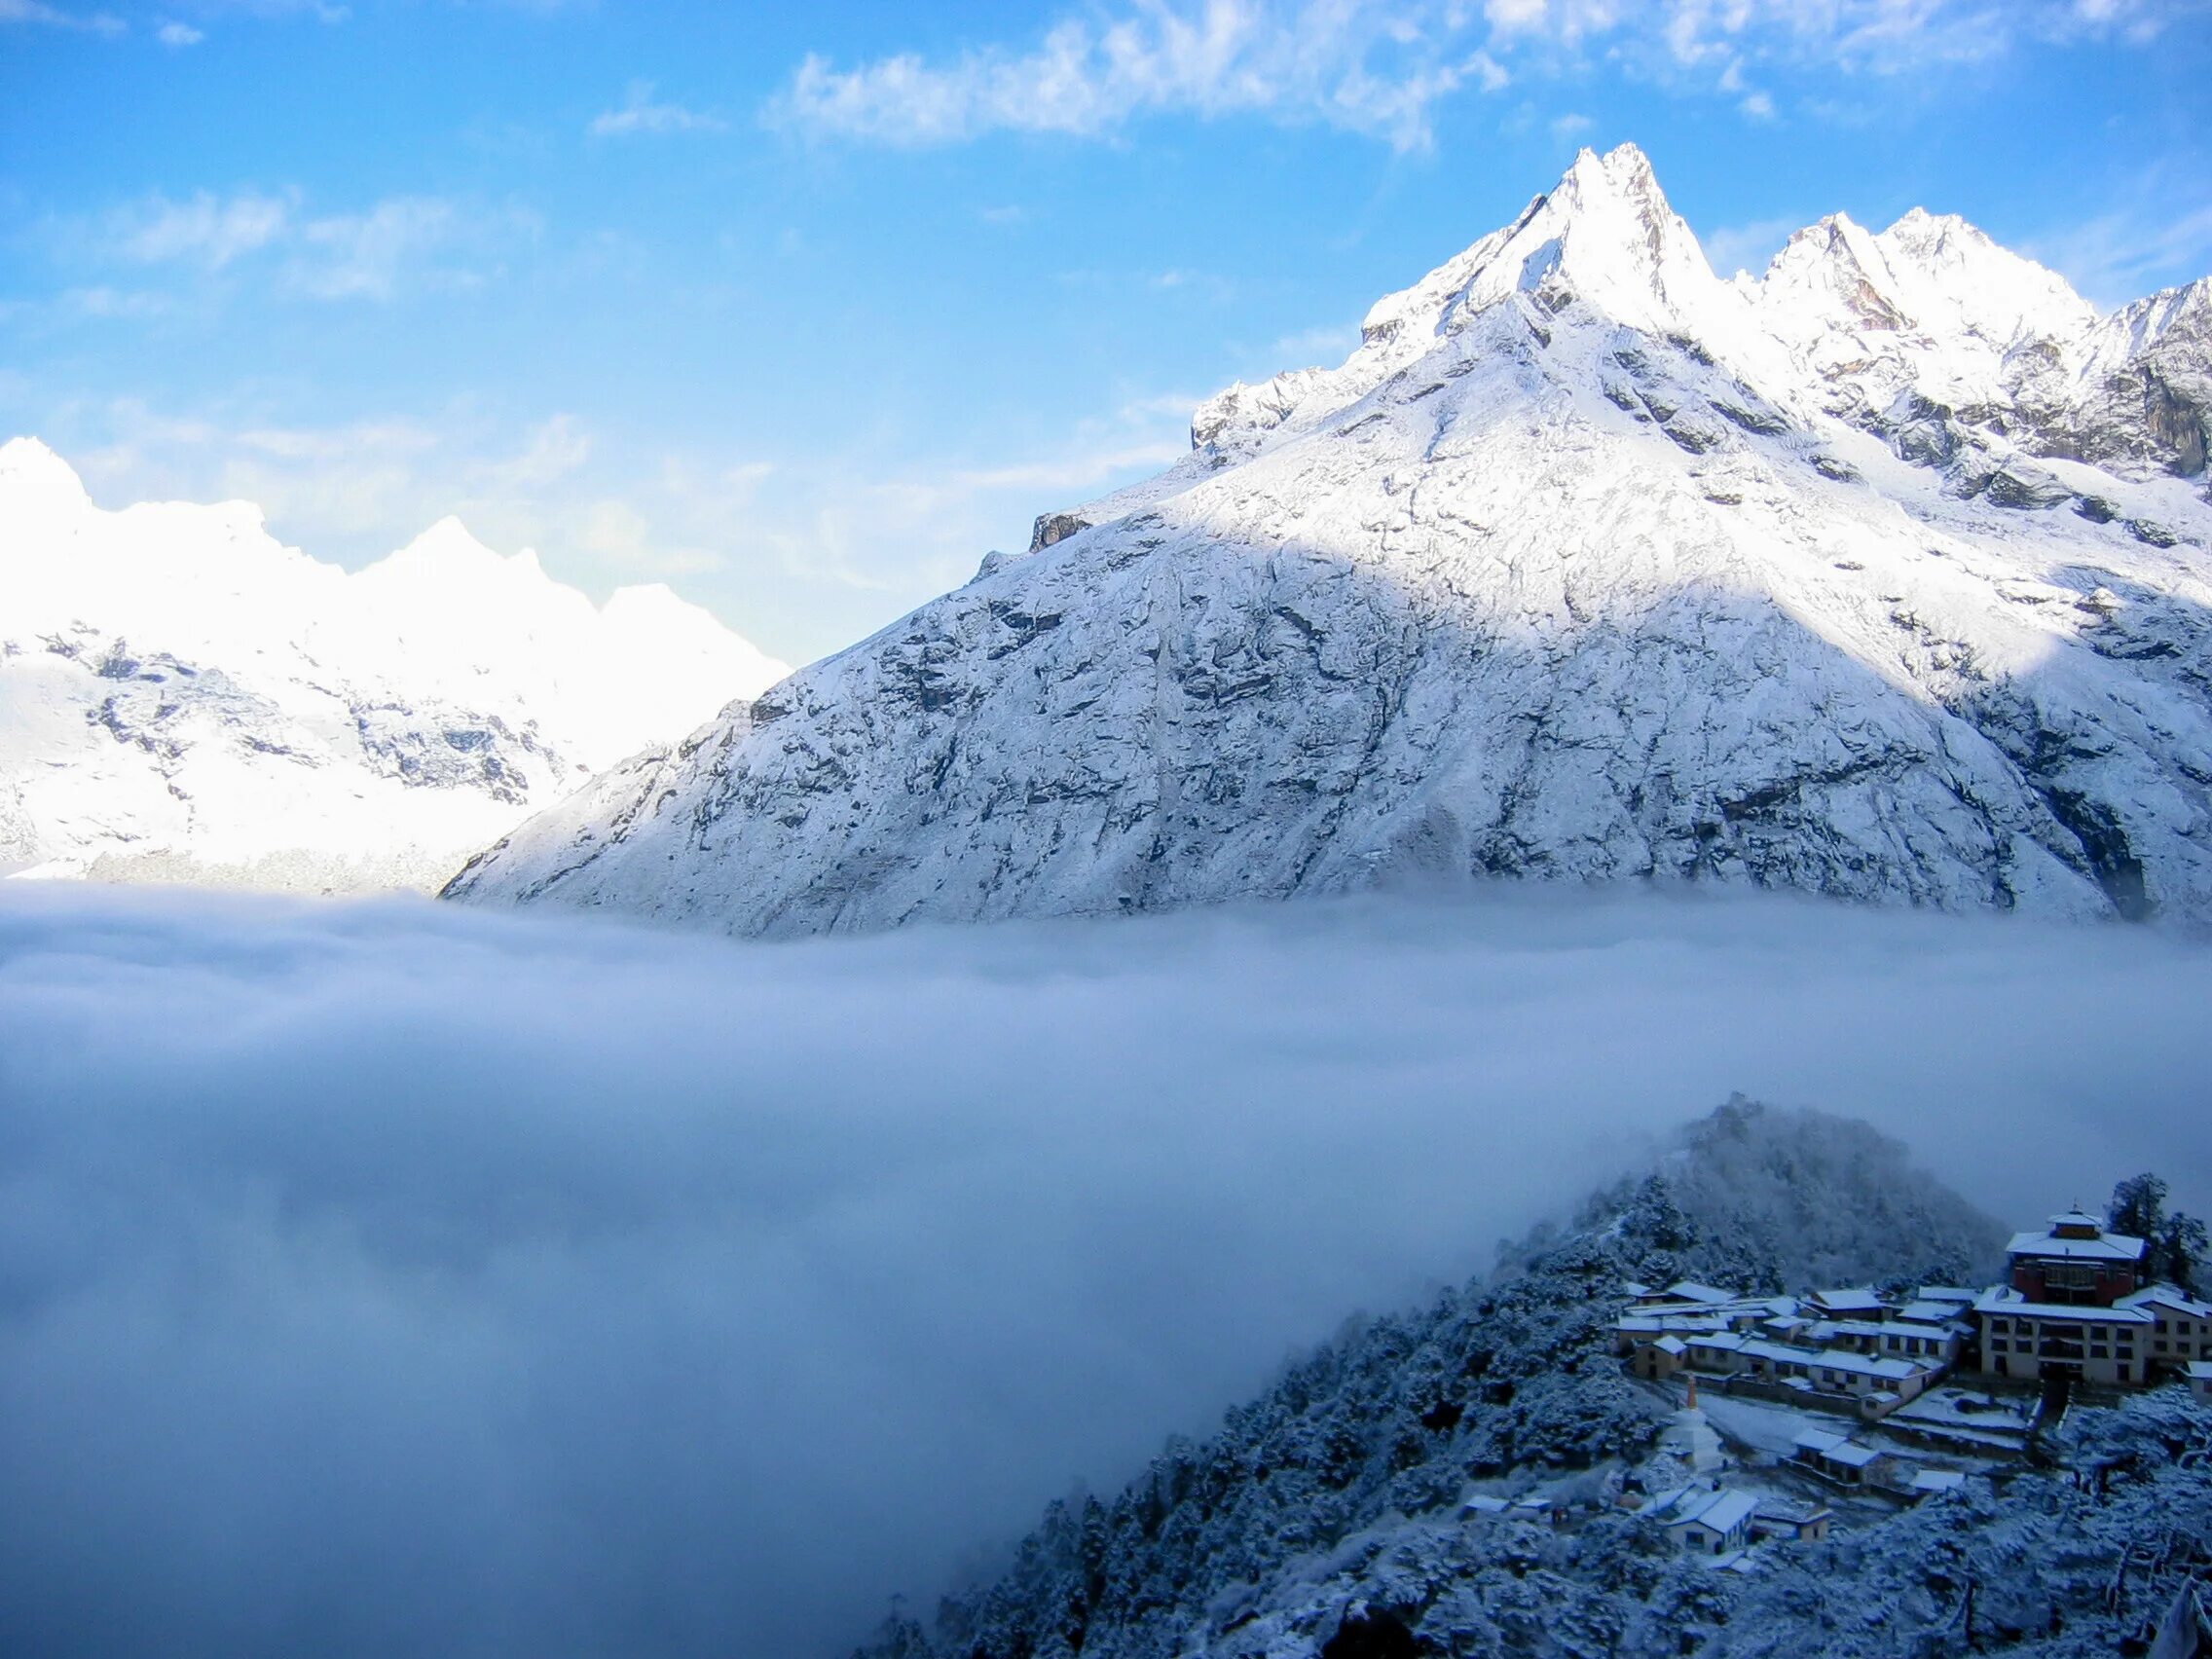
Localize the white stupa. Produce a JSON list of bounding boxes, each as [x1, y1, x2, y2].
[[1660, 1375, 1726, 1473]]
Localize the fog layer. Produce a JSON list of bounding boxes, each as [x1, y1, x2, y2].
[[1, 886, 2206, 1657]]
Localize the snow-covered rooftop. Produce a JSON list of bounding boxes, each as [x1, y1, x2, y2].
[[1974, 1289, 2153, 1323], [1790, 1428, 1883, 1468], [1806, 1287, 1886, 1313], [2119, 1284, 2212, 1318], [1663, 1281, 1739, 1307], [1894, 1302, 1962, 1325], [2006, 1226, 2145, 1262]]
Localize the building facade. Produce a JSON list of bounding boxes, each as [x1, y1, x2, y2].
[[1974, 1212, 2153, 1388]]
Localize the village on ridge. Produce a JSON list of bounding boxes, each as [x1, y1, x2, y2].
[[1457, 1203, 2212, 1571]]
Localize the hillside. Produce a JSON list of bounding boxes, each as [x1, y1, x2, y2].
[[847, 1102, 2198, 1659]]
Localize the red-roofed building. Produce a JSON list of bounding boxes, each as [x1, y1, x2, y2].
[[2006, 1211, 2147, 1306]]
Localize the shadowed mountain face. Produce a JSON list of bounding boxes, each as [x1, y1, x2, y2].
[[444, 144, 2212, 936]]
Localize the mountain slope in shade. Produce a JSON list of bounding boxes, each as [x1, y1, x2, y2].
[[0, 439, 787, 892], [446, 145, 2212, 934]]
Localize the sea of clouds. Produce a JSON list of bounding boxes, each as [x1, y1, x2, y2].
[[1, 884, 2207, 1657]]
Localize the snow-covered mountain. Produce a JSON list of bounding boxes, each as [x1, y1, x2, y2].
[[446, 144, 2212, 934], [0, 439, 787, 891]]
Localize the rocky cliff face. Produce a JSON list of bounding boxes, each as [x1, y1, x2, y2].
[[445, 144, 2212, 934], [0, 440, 787, 892]]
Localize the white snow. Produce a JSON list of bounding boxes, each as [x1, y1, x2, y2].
[[0, 440, 788, 891], [447, 142, 2212, 935]]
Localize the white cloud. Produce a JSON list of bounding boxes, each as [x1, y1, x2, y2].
[[155, 18, 203, 45], [768, 3, 1516, 153], [57, 285, 177, 319], [1550, 109, 1593, 138], [1701, 212, 1803, 276], [72, 190, 533, 305], [1, 885, 2208, 1655], [767, 0, 2196, 148], [2027, 196, 2212, 308], [288, 198, 460, 300], [587, 79, 729, 137], [0, 0, 124, 34], [111, 190, 292, 268], [1263, 319, 1360, 365], [283, 198, 537, 302]]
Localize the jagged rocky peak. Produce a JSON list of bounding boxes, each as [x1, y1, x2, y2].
[[1190, 145, 1717, 461], [444, 145, 2212, 938], [1357, 142, 1716, 357]]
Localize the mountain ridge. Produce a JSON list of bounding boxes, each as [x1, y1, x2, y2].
[[445, 143, 2212, 935], [0, 438, 788, 892]]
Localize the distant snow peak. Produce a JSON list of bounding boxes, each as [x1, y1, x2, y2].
[[446, 145, 2212, 936], [0, 443, 788, 893]]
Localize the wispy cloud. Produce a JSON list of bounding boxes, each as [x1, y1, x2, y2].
[[110, 189, 293, 268], [285, 196, 531, 301], [154, 18, 203, 46], [587, 80, 729, 138], [72, 189, 535, 305], [767, 3, 1514, 153], [2027, 195, 2212, 308], [1702, 212, 1804, 277], [767, 0, 2194, 150], [1264, 319, 1359, 365], [0, 0, 124, 34]]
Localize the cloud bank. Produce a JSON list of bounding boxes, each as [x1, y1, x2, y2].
[[767, 0, 2194, 151], [1, 885, 2207, 1656]]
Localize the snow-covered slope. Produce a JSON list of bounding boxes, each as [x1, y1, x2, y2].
[[0, 439, 787, 891], [446, 145, 2212, 934]]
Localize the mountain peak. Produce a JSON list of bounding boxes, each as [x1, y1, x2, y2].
[[0, 436, 92, 510], [1558, 142, 1665, 212], [444, 142, 2212, 938], [1350, 142, 1715, 362]]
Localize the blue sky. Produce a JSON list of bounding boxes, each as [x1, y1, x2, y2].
[[4, 0, 2209, 666]]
